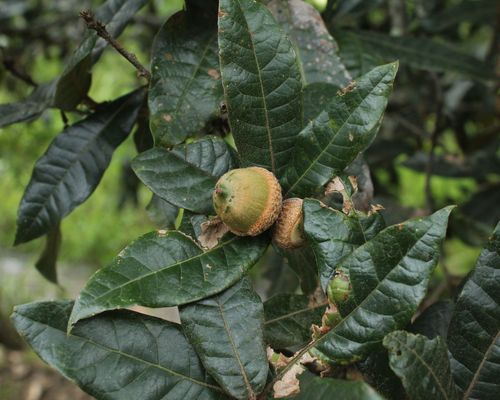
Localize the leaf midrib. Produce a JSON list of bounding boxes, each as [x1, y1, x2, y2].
[[315, 220, 434, 349], [80, 233, 238, 305], [233, 0, 276, 174], [216, 296, 254, 398], [284, 71, 390, 197], [265, 302, 326, 325], [22, 315, 225, 393], [171, 31, 217, 117], [390, 334, 451, 400], [18, 95, 135, 242], [463, 329, 500, 399]]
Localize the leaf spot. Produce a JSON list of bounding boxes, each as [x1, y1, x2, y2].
[[162, 114, 172, 122], [164, 53, 173, 61], [207, 68, 220, 80]]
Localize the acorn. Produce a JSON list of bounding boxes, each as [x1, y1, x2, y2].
[[327, 270, 352, 306], [273, 198, 306, 249], [212, 167, 282, 236]]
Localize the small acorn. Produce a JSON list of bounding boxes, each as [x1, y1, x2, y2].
[[327, 270, 352, 306], [213, 167, 282, 236], [273, 198, 306, 249]]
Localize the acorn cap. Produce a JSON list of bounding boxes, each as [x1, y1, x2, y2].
[[273, 198, 305, 249], [213, 167, 282, 236]]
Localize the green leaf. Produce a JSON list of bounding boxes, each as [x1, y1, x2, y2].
[[336, 30, 496, 81], [14, 89, 145, 245], [409, 300, 455, 340], [0, 80, 56, 128], [132, 136, 236, 214], [303, 82, 338, 123], [12, 301, 228, 399], [293, 375, 384, 399], [264, 293, 325, 349], [279, 245, 319, 295], [266, 0, 351, 87], [303, 199, 385, 291], [34, 224, 61, 284], [145, 195, 179, 230], [218, 0, 303, 177], [282, 62, 397, 198], [358, 350, 406, 400], [384, 331, 458, 400], [180, 277, 268, 400], [149, 2, 222, 146], [54, 0, 149, 110], [69, 230, 268, 328], [447, 222, 500, 400], [313, 207, 454, 362]]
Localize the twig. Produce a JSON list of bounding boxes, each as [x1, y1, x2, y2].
[[1, 56, 37, 87], [424, 73, 444, 213], [79, 10, 151, 81]]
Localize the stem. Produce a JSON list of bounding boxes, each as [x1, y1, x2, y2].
[[1, 55, 37, 87], [79, 10, 151, 82], [262, 337, 321, 396]]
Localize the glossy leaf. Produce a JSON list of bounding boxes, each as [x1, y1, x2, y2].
[[335, 30, 495, 81], [303, 82, 338, 123], [12, 300, 228, 399], [54, 0, 149, 110], [145, 195, 179, 230], [0, 80, 56, 128], [264, 293, 325, 349], [279, 245, 319, 295], [294, 375, 384, 399], [282, 62, 397, 198], [218, 0, 303, 177], [180, 277, 268, 400], [267, 0, 351, 87], [34, 224, 61, 284], [14, 89, 145, 245], [358, 350, 406, 400], [447, 222, 500, 399], [132, 136, 236, 214], [303, 199, 385, 291], [409, 300, 455, 340], [384, 331, 458, 400], [149, 2, 221, 145], [314, 207, 454, 362], [69, 230, 269, 328]]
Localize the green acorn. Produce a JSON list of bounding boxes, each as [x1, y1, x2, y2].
[[272, 198, 306, 249], [213, 167, 282, 236], [327, 270, 352, 306]]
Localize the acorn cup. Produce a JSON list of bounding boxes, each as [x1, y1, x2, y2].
[[212, 167, 282, 236], [272, 198, 306, 249]]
